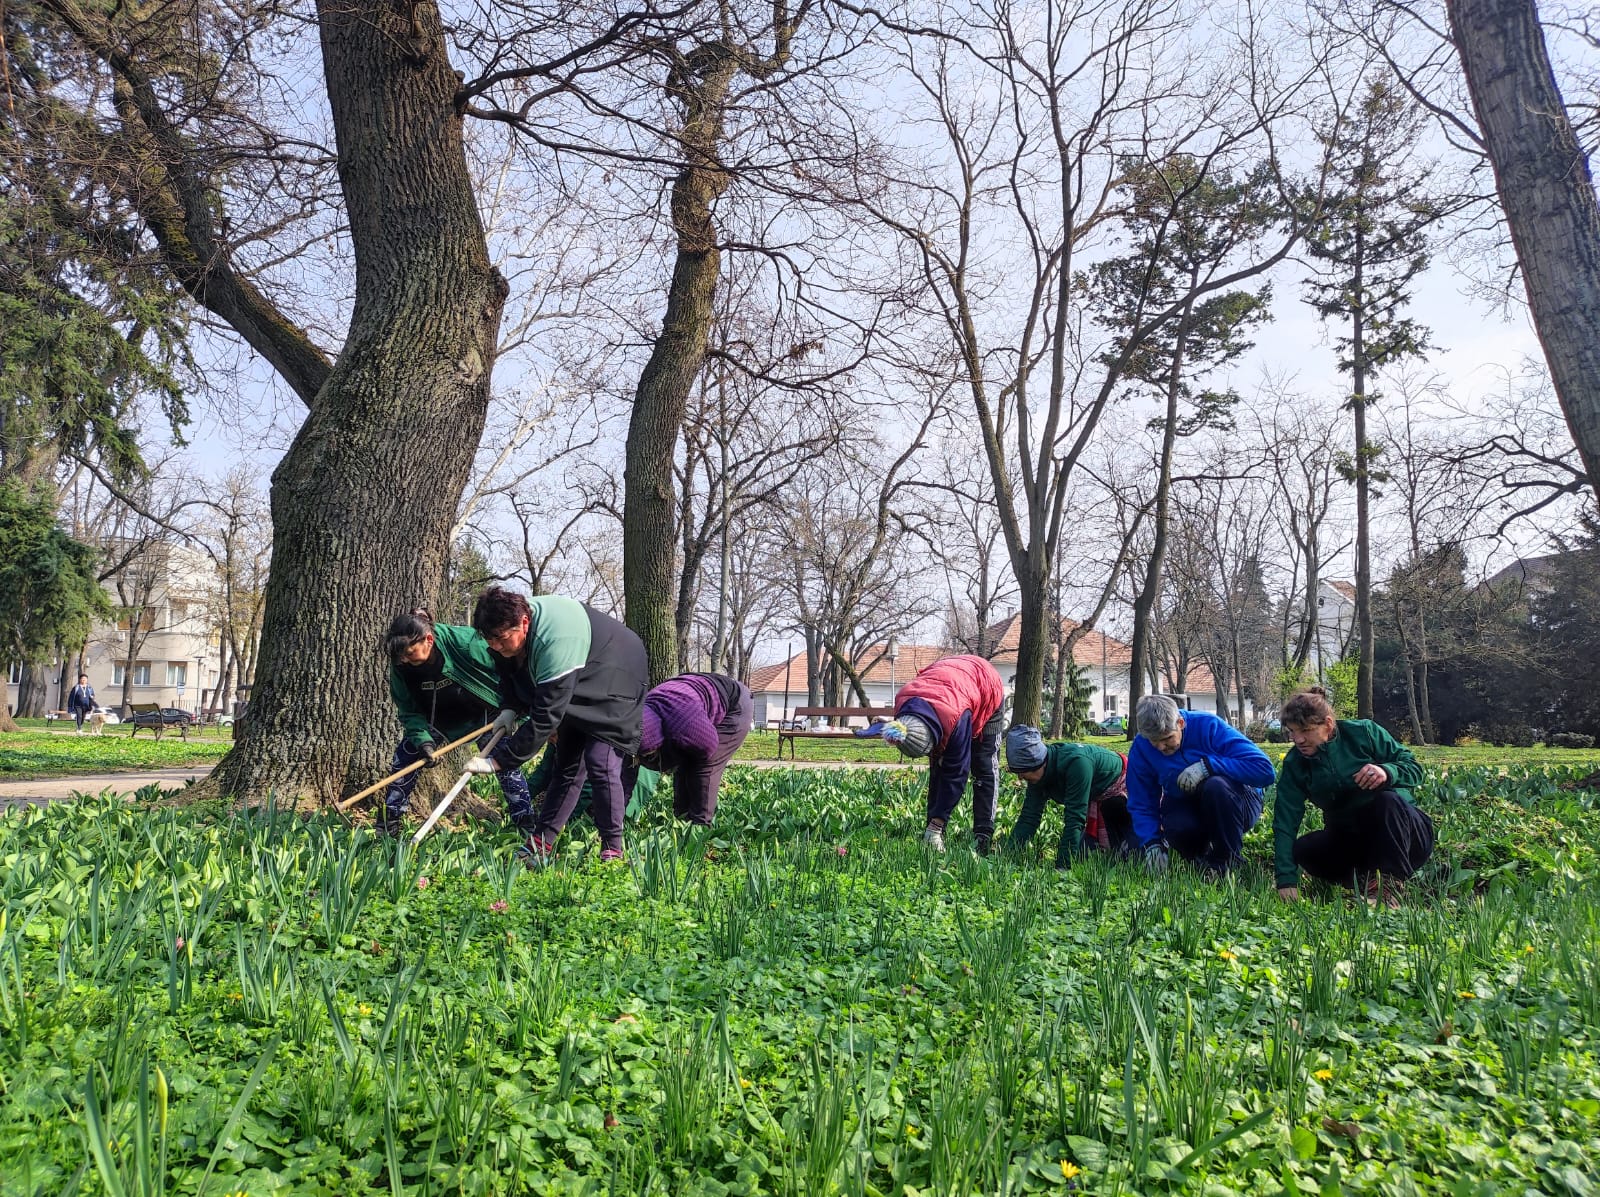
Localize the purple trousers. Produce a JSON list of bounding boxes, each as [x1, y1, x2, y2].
[[672, 685, 752, 824], [535, 733, 626, 852]]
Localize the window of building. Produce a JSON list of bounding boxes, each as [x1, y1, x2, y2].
[[170, 601, 190, 624], [117, 609, 157, 633], [166, 662, 187, 687], [1106, 695, 1118, 712], [7, 662, 20, 684]]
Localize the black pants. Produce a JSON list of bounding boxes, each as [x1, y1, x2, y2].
[[1293, 791, 1434, 887]]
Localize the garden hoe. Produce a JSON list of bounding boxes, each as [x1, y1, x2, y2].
[[334, 720, 496, 813], [411, 725, 509, 845]]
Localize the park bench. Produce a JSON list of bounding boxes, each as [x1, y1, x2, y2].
[[127, 703, 193, 741], [775, 705, 897, 759]]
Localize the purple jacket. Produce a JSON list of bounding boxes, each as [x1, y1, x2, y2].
[[640, 673, 741, 765]]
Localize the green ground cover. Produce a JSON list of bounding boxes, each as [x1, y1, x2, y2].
[[3, 760, 1598, 1194], [0, 731, 234, 778]]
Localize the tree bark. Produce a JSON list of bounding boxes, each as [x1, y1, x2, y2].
[[1351, 235, 1376, 720], [1010, 574, 1052, 726], [196, 0, 506, 803], [1448, 0, 1600, 497]]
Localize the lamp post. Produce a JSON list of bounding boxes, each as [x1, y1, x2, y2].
[[886, 635, 900, 704], [195, 655, 205, 716]]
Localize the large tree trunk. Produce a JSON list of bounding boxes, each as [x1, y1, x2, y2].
[[1448, 0, 1600, 496], [624, 60, 737, 686], [16, 662, 50, 718], [1011, 565, 1053, 725], [197, 0, 506, 804]]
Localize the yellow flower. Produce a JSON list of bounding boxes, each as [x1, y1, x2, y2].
[[906, 1124, 918, 1136], [738, 1077, 752, 1089], [1457, 991, 1476, 1000], [1218, 949, 1238, 962], [358, 1003, 373, 1016], [1523, 944, 1535, 955], [1313, 1068, 1334, 1081], [228, 992, 242, 1001], [1061, 1161, 1083, 1179]]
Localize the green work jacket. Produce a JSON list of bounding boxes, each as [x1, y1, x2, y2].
[[389, 623, 502, 749], [1005, 741, 1125, 868], [1272, 719, 1425, 887]]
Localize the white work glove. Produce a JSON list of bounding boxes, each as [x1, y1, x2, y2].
[[463, 755, 501, 775], [492, 708, 519, 735], [1144, 842, 1170, 875], [1176, 760, 1211, 793]]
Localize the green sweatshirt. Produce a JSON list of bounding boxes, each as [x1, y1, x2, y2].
[[1004, 741, 1125, 868], [388, 623, 502, 749], [1272, 718, 1425, 887]]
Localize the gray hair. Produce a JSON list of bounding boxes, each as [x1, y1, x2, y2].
[[1136, 694, 1183, 738]]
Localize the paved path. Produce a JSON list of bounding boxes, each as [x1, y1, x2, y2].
[[0, 767, 210, 809], [0, 757, 909, 810]]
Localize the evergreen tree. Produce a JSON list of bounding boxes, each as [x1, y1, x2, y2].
[[1302, 77, 1441, 719]]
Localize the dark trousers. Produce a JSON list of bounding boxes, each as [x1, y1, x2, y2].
[[384, 736, 534, 825], [1294, 791, 1435, 887], [927, 711, 1003, 840], [536, 734, 626, 852], [1095, 792, 1137, 856], [673, 685, 752, 825], [1163, 775, 1262, 871], [73, 711, 88, 730]]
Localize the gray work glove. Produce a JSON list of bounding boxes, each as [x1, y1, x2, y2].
[[492, 708, 519, 735], [420, 743, 440, 768], [463, 755, 501, 775], [1144, 842, 1170, 875], [1176, 759, 1211, 793]]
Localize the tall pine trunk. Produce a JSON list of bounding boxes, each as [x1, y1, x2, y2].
[[1350, 238, 1376, 720], [1448, 0, 1600, 496], [197, 0, 506, 803]]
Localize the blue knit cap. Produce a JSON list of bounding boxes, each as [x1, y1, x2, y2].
[[1005, 725, 1048, 772]]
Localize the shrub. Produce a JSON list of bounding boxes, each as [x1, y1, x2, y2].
[[1548, 731, 1596, 750], [1243, 719, 1269, 743]]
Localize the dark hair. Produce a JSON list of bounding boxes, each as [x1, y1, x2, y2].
[[472, 585, 530, 637], [1281, 686, 1335, 728], [384, 608, 435, 661], [78, 674, 89, 682]]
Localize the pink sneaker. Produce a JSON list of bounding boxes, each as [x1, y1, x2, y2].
[[517, 834, 556, 870], [599, 848, 625, 864]]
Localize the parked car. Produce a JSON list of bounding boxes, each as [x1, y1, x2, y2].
[[129, 707, 197, 734], [1093, 716, 1128, 735]]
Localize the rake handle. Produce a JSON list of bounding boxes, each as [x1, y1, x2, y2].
[[334, 720, 497, 812], [410, 726, 510, 845]]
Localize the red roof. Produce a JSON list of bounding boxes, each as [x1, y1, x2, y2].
[[748, 643, 956, 693], [1325, 580, 1356, 602], [982, 614, 1134, 669]]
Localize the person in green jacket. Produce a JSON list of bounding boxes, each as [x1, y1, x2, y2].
[[1001, 725, 1132, 868], [381, 609, 528, 836], [1273, 687, 1433, 907]]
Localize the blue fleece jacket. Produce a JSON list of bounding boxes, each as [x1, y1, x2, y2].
[[900, 695, 977, 810], [1126, 710, 1275, 847]]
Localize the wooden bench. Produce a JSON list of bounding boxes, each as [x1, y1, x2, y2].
[[128, 702, 191, 741], [775, 705, 897, 759]]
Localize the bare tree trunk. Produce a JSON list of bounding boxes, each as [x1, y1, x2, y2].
[[1448, 0, 1600, 497], [197, 0, 506, 803], [1011, 566, 1053, 725], [1393, 595, 1426, 743], [16, 662, 49, 718], [1351, 241, 1376, 719]]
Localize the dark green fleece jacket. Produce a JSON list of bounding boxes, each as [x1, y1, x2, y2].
[[388, 623, 502, 749], [1273, 719, 1425, 887], [1004, 741, 1125, 868]]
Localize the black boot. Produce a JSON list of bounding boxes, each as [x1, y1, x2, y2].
[[375, 810, 404, 839]]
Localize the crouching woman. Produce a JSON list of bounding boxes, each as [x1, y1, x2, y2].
[[1274, 687, 1434, 906]]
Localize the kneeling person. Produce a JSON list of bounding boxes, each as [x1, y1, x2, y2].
[[1128, 695, 1275, 876], [383, 609, 532, 836], [639, 672, 752, 825], [1274, 687, 1432, 906], [1002, 726, 1132, 867]]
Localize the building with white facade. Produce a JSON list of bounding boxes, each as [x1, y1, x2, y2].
[[6, 541, 224, 718]]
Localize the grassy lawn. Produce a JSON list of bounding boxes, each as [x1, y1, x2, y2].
[[2, 759, 1597, 1193], [0, 729, 234, 778]]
